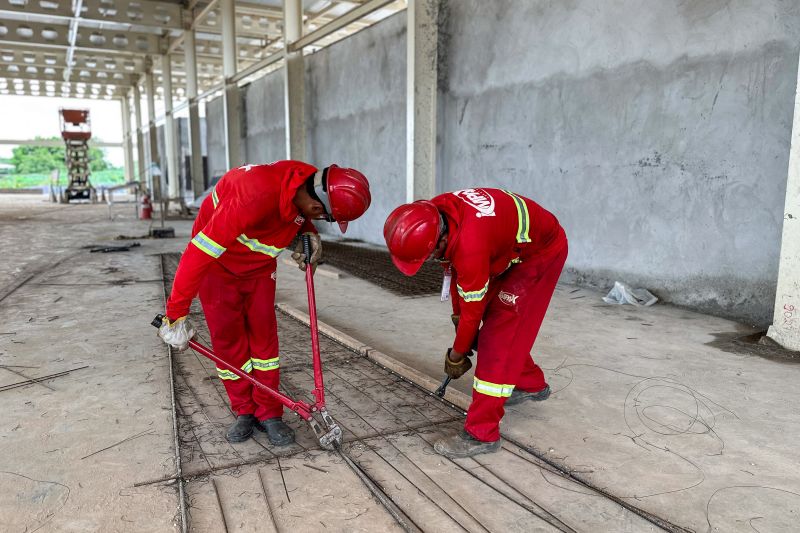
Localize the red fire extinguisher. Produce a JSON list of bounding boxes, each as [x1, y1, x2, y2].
[[139, 193, 153, 220]]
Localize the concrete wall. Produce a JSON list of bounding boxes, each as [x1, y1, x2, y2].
[[155, 124, 168, 199], [176, 117, 208, 195], [206, 0, 800, 325], [305, 11, 407, 242], [205, 97, 227, 180], [243, 72, 286, 165], [438, 0, 800, 326], [176, 117, 191, 194]]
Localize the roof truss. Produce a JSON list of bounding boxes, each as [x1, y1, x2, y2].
[[0, 0, 406, 102]]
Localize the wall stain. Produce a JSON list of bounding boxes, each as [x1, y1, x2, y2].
[[706, 331, 800, 363], [638, 151, 663, 168]]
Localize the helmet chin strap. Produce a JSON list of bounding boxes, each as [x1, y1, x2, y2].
[[434, 213, 450, 263], [311, 168, 335, 222]]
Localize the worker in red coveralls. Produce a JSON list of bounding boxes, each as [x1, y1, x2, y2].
[[158, 161, 371, 445], [384, 188, 567, 458]]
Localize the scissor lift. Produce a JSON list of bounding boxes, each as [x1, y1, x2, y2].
[[59, 108, 96, 202]]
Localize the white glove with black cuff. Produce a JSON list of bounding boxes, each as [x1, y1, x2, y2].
[[158, 316, 196, 352]]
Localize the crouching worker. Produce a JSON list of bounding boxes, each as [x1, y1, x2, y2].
[[384, 188, 567, 458], [158, 161, 371, 444]]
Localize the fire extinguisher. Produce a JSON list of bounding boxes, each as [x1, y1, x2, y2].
[[139, 192, 153, 220]]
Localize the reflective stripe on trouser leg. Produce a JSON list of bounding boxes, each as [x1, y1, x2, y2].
[[473, 377, 514, 398], [199, 265, 258, 417], [251, 357, 279, 371], [464, 243, 568, 442], [216, 359, 254, 380], [243, 270, 282, 420]]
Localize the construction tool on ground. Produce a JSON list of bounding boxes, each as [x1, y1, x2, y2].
[[151, 235, 343, 450], [59, 108, 96, 203], [88, 242, 141, 253], [434, 375, 451, 397]]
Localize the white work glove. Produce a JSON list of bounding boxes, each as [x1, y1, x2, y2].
[[158, 316, 196, 351], [291, 232, 322, 272]]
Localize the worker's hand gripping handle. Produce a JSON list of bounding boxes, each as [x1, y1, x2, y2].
[[151, 313, 165, 328], [302, 234, 312, 265]]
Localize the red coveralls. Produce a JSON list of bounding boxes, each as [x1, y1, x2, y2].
[[433, 188, 568, 442], [166, 161, 319, 421]]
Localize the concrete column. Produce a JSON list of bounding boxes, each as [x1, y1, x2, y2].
[[120, 96, 134, 183], [132, 83, 146, 186], [144, 59, 160, 198], [767, 53, 800, 351], [406, 0, 439, 202], [221, 0, 242, 168], [184, 26, 205, 198], [283, 0, 305, 161], [161, 53, 180, 200]]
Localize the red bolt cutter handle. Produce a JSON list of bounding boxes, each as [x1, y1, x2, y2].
[[151, 314, 314, 420], [303, 235, 326, 410]]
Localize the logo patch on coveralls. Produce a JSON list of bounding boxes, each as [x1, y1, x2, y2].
[[452, 188, 496, 218], [293, 215, 305, 225], [271, 271, 277, 280], [498, 291, 519, 305]]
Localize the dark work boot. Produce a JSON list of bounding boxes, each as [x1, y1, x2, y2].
[[433, 429, 501, 459], [256, 417, 295, 446], [226, 414, 257, 443], [505, 384, 551, 407]]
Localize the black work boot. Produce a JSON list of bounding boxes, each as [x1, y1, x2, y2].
[[255, 417, 295, 446], [226, 414, 257, 443], [505, 384, 551, 407], [433, 429, 501, 459]]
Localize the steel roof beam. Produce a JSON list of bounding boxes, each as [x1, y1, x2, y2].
[[290, 0, 394, 52], [0, 19, 162, 55], [0, 0, 182, 31], [0, 65, 134, 87], [0, 44, 146, 72], [3, 62, 136, 84], [0, 90, 125, 98]]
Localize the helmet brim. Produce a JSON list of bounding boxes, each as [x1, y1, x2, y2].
[[390, 255, 425, 276]]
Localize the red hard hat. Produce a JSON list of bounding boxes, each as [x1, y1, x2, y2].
[[383, 201, 441, 276], [315, 165, 371, 233]]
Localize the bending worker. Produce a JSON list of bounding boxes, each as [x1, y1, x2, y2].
[[158, 161, 371, 445], [384, 188, 567, 458]]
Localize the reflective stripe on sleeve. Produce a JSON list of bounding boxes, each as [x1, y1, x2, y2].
[[251, 356, 279, 371], [503, 191, 531, 243], [236, 234, 284, 257], [473, 377, 515, 398], [191, 231, 226, 258], [457, 280, 489, 302], [211, 187, 219, 207]]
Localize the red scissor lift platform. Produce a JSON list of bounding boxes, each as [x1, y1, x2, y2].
[[59, 108, 96, 202]]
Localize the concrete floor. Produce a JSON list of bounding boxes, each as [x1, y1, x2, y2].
[[0, 196, 181, 531], [275, 240, 800, 533], [2, 195, 799, 532]]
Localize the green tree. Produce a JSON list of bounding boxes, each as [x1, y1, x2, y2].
[[11, 142, 63, 174], [11, 136, 111, 174], [88, 145, 109, 171]]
